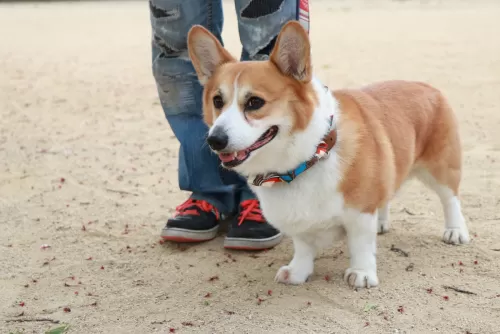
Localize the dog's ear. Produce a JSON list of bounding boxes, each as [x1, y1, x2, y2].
[[270, 21, 312, 83], [188, 25, 236, 85]]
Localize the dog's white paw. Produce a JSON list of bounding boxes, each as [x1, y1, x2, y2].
[[443, 228, 470, 245], [344, 268, 379, 289], [377, 219, 390, 234], [275, 265, 311, 285]]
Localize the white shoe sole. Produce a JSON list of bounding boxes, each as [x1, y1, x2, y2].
[[223, 233, 284, 250]]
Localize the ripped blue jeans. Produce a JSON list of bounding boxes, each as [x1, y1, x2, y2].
[[150, 0, 300, 215]]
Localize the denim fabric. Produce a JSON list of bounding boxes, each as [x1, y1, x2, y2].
[[150, 0, 298, 214]]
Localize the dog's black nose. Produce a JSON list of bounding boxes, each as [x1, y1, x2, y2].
[[207, 129, 228, 151]]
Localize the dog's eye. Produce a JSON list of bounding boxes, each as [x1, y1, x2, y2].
[[213, 95, 224, 109], [245, 96, 265, 111]]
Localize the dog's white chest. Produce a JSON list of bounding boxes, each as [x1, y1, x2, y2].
[[251, 157, 344, 235]]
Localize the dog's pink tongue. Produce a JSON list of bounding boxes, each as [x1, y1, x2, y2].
[[219, 153, 234, 163]]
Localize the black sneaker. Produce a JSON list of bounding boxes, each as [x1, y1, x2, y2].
[[224, 199, 283, 250], [161, 198, 220, 242]]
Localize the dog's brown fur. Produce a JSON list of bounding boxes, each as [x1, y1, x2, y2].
[[333, 81, 461, 213]]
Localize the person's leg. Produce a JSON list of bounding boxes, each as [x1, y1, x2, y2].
[[222, 0, 306, 250], [235, 0, 307, 61], [150, 0, 235, 242]]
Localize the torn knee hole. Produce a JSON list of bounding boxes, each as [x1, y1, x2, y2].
[[241, 0, 284, 19], [154, 34, 182, 58], [149, 1, 180, 20]]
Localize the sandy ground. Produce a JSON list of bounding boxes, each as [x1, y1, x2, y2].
[[1, 0, 500, 333]]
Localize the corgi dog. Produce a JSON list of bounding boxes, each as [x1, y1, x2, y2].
[[187, 21, 469, 288]]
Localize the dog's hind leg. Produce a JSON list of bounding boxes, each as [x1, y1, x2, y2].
[[416, 167, 470, 245], [414, 96, 469, 245], [377, 202, 390, 234]]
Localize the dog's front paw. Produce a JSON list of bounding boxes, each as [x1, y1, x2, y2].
[[344, 268, 379, 289], [275, 265, 311, 285], [443, 228, 470, 245]]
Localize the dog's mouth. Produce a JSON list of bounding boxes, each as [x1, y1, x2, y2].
[[218, 126, 279, 168]]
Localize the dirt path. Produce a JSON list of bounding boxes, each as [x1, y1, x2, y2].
[[1, 1, 499, 333]]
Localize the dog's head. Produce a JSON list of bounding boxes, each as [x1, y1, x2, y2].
[[188, 21, 319, 175]]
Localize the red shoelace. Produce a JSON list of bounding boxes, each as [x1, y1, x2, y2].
[[238, 199, 266, 226], [174, 198, 219, 220]]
